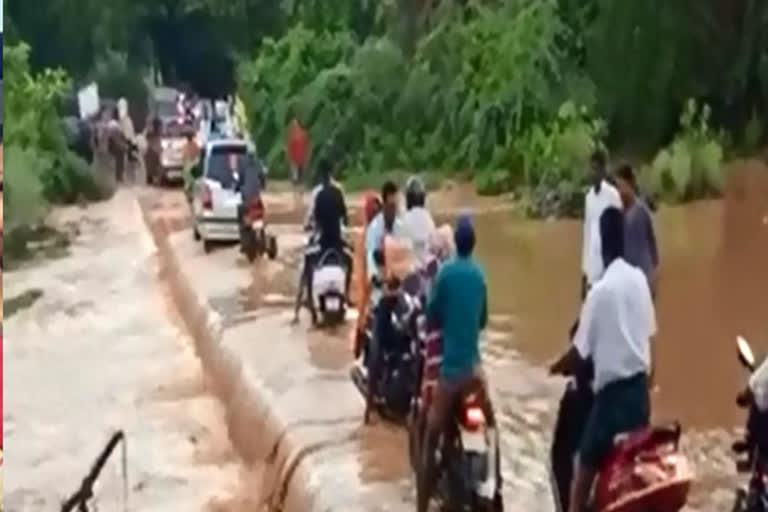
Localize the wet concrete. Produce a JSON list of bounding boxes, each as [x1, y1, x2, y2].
[[3, 191, 250, 511], [143, 161, 768, 511]]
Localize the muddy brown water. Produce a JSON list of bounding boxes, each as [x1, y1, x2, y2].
[[471, 161, 768, 429]]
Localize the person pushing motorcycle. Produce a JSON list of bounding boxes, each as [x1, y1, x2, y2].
[[550, 206, 657, 512], [417, 213, 495, 512]]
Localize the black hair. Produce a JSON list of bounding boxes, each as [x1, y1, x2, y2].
[[318, 158, 333, 182], [381, 180, 398, 202], [599, 207, 625, 263], [406, 192, 425, 209], [615, 163, 638, 191], [590, 149, 607, 169]]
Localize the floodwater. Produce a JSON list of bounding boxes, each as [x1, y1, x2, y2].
[[472, 160, 768, 428], [163, 162, 766, 511], [2, 192, 251, 512]]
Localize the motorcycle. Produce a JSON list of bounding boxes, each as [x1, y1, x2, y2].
[[549, 326, 693, 512], [310, 245, 349, 326], [732, 336, 768, 512], [398, 270, 503, 512], [350, 270, 423, 424], [240, 194, 277, 262]]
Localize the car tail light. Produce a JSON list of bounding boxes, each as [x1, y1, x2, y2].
[[463, 405, 485, 431], [201, 185, 213, 210]]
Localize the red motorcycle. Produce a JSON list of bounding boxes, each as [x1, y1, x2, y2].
[[239, 194, 277, 263]]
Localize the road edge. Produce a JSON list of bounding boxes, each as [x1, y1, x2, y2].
[[136, 193, 321, 512]]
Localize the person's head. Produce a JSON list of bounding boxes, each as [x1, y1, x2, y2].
[[363, 192, 382, 224], [615, 163, 638, 206], [318, 158, 333, 184], [599, 206, 625, 267], [454, 213, 476, 258], [405, 176, 426, 210], [590, 149, 607, 183], [381, 180, 399, 229]]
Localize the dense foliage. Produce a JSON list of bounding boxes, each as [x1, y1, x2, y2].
[[6, 0, 768, 215], [3, 43, 108, 233]]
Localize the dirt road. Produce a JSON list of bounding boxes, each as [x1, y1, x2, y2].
[[3, 191, 251, 511]]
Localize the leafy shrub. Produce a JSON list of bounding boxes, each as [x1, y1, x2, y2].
[[3, 146, 50, 231], [639, 100, 725, 201]]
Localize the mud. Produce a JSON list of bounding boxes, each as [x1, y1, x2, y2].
[[3, 192, 250, 511]]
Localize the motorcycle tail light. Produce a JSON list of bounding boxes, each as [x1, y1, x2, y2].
[[248, 197, 264, 220], [201, 185, 213, 210], [464, 405, 485, 430]]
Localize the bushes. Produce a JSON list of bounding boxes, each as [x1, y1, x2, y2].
[[3, 41, 110, 233], [639, 100, 725, 202]]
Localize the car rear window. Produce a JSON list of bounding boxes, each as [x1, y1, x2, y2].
[[207, 145, 248, 188]]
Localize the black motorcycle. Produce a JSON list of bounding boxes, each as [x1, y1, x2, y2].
[[733, 336, 768, 512], [350, 270, 424, 424]]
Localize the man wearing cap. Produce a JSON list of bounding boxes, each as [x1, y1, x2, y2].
[[417, 214, 495, 512]]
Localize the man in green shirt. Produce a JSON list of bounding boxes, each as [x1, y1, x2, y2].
[[417, 213, 495, 512]]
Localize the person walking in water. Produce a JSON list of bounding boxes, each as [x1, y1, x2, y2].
[[615, 164, 659, 297], [286, 117, 309, 210], [581, 150, 621, 298]]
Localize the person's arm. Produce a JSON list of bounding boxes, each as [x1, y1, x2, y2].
[[426, 267, 443, 327], [365, 217, 381, 281], [646, 207, 659, 283], [581, 195, 591, 289], [479, 277, 488, 331], [338, 188, 348, 227], [643, 277, 658, 386], [552, 290, 596, 376]]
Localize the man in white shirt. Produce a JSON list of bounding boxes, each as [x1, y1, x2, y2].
[[581, 150, 622, 298], [402, 176, 436, 267], [551, 206, 656, 512]]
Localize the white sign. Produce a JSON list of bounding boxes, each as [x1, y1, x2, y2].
[[77, 83, 99, 120]]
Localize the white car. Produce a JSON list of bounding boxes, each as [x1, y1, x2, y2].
[[191, 139, 247, 253]]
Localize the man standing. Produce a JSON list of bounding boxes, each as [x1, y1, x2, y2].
[[417, 214, 495, 512], [552, 207, 656, 512], [287, 117, 309, 209], [581, 150, 621, 298], [615, 164, 659, 296]]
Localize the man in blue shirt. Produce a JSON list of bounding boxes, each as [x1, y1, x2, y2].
[[417, 213, 495, 512]]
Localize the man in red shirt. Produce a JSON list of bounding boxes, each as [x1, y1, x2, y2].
[[287, 118, 309, 208]]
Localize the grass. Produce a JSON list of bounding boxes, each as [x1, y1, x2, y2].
[[4, 289, 44, 319]]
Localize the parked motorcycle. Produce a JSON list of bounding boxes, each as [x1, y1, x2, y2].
[[239, 194, 277, 262], [733, 336, 768, 512]]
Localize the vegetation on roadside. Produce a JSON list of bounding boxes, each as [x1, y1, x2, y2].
[[3, 42, 111, 260], [5, 0, 768, 217]]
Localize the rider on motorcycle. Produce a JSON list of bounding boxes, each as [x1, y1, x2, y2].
[[292, 159, 350, 324], [417, 213, 495, 512], [550, 207, 656, 512], [402, 176, 436, 268], [364, 180, 408, 419]]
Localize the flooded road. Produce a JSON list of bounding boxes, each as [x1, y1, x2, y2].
[[3, 192, 251, 511], [474, 160, 768, 428], [144, 161, 767, 511]]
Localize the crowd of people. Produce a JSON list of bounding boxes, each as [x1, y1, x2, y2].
[[291, 146, 744, 512]]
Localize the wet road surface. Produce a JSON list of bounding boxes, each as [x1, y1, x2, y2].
[[3, 191, 253, 511], [143, 162, 768, 511]]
